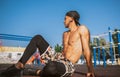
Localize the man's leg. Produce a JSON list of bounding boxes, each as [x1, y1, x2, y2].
[[19, 35, 49, 66], [40, 61, 66, 77], [83, 51, 95, 77], [1, 35, 49, 77]]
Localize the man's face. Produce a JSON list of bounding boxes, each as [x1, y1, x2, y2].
[[64, 16, 73, 28]]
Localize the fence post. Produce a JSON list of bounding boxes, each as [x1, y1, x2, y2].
[[108, 27, 114, 64], [102, 47, 106, 68], [97, 38, 100, 65], [117, 31, 120, 58], [93, 47, 96, 67]]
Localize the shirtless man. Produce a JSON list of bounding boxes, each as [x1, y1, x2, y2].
[[1, 10, 95, 77], [63, 11, 95, 77]]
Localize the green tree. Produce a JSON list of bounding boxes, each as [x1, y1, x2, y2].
[[54, 44, 63, 53], [112, 29, 120, 44], [112, 29, 120, 56], [91, 37, 111, 60], [99, 37, 106, 46], [92, 37, 98, 47]]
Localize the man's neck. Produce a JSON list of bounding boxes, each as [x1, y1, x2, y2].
[[69, 24, 78, 32]]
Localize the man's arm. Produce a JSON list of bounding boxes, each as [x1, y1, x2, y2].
[[79, 25, 95, 76], [79, 25, 91, 55], [62, 32, 68, 55]]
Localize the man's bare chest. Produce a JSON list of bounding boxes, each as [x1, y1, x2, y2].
[[66, 31, 80, 44]]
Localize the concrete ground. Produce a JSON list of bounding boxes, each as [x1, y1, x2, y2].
[[0, 64, 120, 77]]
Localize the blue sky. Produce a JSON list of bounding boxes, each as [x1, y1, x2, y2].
[[0, 0, 120, 47]]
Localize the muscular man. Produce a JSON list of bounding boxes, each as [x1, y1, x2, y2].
[[63, 11, 94, 77], [1, 10, 95, 77]]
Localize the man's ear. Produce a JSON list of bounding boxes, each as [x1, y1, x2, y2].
[[69, 20, 73, 22]]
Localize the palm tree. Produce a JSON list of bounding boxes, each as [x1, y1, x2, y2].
[[54, 44, 63, 53]]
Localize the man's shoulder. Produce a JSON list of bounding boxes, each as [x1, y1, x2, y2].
[[79, 24, 87, 28], [78, 24, 88, 30], [78, 24, 89, 34], [63, 30, 70, 36]]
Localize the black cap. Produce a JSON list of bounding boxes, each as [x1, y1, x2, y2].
[[66, 11, 80, 25]]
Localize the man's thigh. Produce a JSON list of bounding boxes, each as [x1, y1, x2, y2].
[[40, 61, 66, 77]]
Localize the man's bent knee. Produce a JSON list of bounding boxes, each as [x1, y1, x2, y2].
[[32, 35, 43, 40]]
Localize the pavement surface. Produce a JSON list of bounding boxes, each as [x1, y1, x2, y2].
[[0, 64, 120, 77]]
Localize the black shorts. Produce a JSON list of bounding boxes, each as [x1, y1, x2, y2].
[[40, 61, 66, 77], [40, 60, 75, 77], [41, 51, 75, 77]]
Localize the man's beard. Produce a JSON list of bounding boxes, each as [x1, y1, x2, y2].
[[65, 23, 69, 28], [65, 25, 68, 28]]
